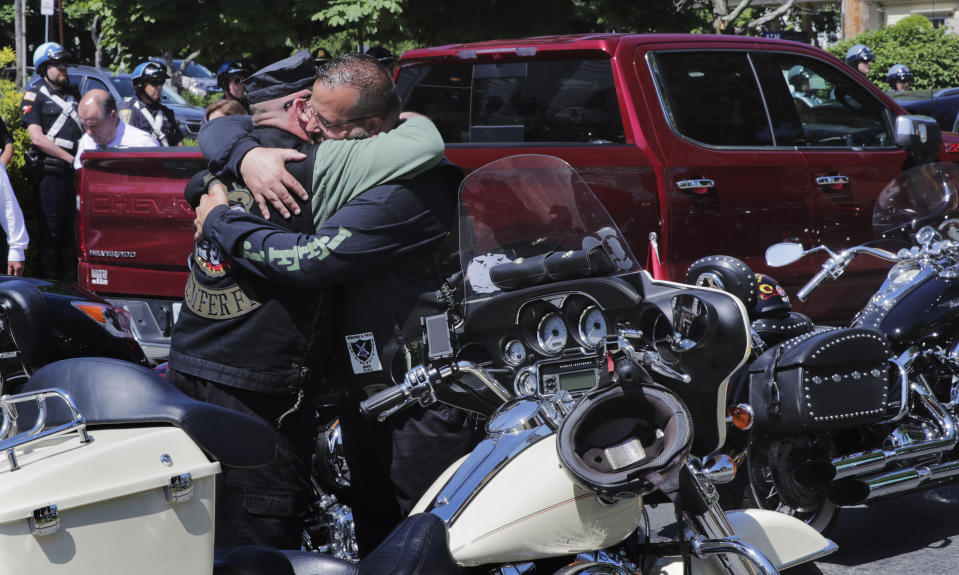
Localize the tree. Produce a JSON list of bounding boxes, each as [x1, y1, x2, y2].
[[830, 15, 959, 92], [674, 0, 798, 35], [64, 0, 121, 69]]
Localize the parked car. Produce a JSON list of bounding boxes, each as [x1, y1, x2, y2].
[[30, 65, 205, 139], [892, 88, 959, 133], [150, 58, 219, 97]]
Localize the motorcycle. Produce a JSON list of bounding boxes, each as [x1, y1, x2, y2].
[[0, 155, 834, 574], [687, 161, 959, 534]]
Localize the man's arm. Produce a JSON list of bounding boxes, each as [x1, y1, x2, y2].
[[0, 166, 28, 276], [198, 114, 256, 176], [26, 124, 73, 164], [196, 177, 453, 290], [0, 119, 13, 167]]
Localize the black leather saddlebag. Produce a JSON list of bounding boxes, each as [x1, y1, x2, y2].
[[748, 327, 891, 432]]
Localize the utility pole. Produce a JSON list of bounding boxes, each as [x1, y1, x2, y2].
[[15, 0, 26, 89]]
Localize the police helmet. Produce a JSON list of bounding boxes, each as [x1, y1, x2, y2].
[[845, 44, 875, 66], [217, 60, 250, 89], [787, 65, 813, 92], [131, 62, 169, 89], [33, 42, 72, 72], [887, 64, 914, 85], [557, 380, 693, 499]]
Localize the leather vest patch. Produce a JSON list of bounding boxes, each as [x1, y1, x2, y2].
[[184, 273, 262, 319]]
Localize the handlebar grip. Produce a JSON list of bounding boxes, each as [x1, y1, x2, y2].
[[359, 384, 410, 419], [796, 266, 831, 302]]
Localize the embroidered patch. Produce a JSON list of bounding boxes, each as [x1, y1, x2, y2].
[[21, 105, 32, 115], [194, 239, 231, 278], [23, 91, 36, 102], [118, 108, 132, 123], [346, 332, 382, 374], [183, 274, 261, 319]]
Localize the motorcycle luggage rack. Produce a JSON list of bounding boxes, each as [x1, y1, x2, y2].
[[0, 388, 90, 471]]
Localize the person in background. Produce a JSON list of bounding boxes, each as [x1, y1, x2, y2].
[[0, 163, 27, 277], [845, 44, 874, 77], [120, 62, 184, 147], [217, 61, 251, 114], [887, 64, 913, 92], [0, 117, 13, 167], [204, 99, 247, 123], [21, 41, 82, 282], [74, 89, 159, 170], [314, 47, 332, 66]]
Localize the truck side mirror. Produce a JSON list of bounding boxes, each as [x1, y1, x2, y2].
[[894, 115, 942, 165]]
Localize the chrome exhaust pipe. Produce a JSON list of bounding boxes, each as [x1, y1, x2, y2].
[[829, 376, 956, 481], [828, 459, 959, 506]]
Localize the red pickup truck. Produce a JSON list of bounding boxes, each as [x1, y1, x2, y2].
[[75, 34, 959, 362]]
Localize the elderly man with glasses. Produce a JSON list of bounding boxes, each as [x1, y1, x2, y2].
[[167, 51, 450, 551]]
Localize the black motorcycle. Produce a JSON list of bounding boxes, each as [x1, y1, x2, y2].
[[0, 277, 148, 393], [688, 161, 959, 533]]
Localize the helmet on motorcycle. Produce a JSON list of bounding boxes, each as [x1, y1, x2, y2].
[[33, 42, 72, 73], [845, 44, 875, 66], [886, 64, 913, 85], [131, 62, 169, 90], [752, 273, 792, 316], [685, 255, 758, 309], [557, 380, 693, 499], [217, 60, 250, 90]]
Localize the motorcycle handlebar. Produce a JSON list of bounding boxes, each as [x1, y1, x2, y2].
[[359, 384, 412, 421], [796, 266, 832, 302]]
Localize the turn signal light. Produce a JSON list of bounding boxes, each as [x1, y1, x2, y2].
[[728, 404, 754, 430]]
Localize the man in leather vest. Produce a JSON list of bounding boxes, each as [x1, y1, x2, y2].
[[195, 54, 478, 555], [169, 51, 449, 550], [21, 42, 83, 282], [119, 62, 184, 147]]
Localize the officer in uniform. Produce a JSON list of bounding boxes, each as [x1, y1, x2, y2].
[[845, 44, 875, 77], [217, 60, 251, 114], [119, 62, 184, 147], [21, 42, 83, 282]]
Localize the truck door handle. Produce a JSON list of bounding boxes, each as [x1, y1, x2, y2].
[[676, 179, 715, 195], [816, 175, 849, 187]]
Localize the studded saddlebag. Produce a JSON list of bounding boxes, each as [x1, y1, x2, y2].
[[748, 327, 891, 432]]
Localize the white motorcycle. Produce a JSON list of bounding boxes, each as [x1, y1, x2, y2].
[[0, 155, 834, 575]]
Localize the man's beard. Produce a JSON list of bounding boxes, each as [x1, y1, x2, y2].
[[49, 73, 67, 88]]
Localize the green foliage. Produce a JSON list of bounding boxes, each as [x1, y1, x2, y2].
[[829, 15, 959, 92]]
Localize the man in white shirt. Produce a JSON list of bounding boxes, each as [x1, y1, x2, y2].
[[0, 164, 28, 276], [74, 89, 159, 169]]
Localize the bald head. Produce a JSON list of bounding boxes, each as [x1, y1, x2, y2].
[[78, 89, 120, 147]]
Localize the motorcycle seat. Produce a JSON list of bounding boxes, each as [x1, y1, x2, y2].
[[0, 279, 52, 371], [213, 513, 459, 575], [20, 357, 276, 468]]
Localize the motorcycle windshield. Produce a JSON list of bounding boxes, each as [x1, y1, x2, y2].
[[873, 162, 959, 237], [458, 155, 638, 300]]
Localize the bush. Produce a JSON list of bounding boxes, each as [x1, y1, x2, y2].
[[829, 15, 959, 92]]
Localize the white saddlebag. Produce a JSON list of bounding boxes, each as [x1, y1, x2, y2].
[[0, 425, 219, 575]]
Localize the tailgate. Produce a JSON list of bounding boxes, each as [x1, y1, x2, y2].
[[76, 148, 204, 298]]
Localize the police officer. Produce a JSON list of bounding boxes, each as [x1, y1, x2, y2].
[[195, 54, 477, 555], [887, 64, 913, 92], [171, 51, 449, 550], [21, 42, 83, 282], [217, 60, 251, 114], [845, 44, 875, 77], [119, 62, 184, 147]]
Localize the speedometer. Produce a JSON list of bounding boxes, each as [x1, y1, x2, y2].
[[578, 306, 607, 348], [537, 312, 568, 354]]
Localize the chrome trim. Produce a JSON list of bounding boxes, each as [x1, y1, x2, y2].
[[815, 175, 850, 186], [677, 179, 716, 191], [0, 389, 91, 471], [425, 423, 553, 527], [31, 504, 60, 536], [165, 473, 194, 503], [691, 536, 779, 575]]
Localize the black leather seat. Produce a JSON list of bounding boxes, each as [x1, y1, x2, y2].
[[214, 513, 460, 575], [20, 357, 276, 468]]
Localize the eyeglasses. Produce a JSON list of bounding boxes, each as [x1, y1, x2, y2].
[[305, 103, 375, 129]]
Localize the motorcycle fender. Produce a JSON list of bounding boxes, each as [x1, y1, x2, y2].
[[650, 509, 836, 574], [724, 508, 837, 569]]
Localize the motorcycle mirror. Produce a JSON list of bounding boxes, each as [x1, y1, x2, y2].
[[765, 243, 806, 267]]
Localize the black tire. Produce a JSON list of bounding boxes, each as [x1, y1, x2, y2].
[[742, 436, 840, 535], [686, 255, 759, 310]]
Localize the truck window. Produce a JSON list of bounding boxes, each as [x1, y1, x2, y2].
[[650, 51, 772, 147], [769, 54, 893, 148], [396, 59, 625, 144]]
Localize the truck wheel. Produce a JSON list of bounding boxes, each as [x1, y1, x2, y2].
[[686, 255, 759, 309]]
